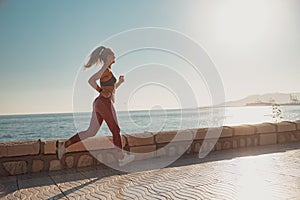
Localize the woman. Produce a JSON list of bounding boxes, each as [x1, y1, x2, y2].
[[57, 46, 135, 167]]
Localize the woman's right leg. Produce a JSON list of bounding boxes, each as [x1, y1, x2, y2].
[[65, 111, 103, 148]]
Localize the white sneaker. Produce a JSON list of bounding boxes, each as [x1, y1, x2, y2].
[[119, 154, 135, 167], [57, 141, 66, 160]]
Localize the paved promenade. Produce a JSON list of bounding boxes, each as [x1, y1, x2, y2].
[[1, 142, 300, 199]]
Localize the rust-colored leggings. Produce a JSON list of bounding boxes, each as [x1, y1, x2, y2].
[[66, 95, 122, 149]]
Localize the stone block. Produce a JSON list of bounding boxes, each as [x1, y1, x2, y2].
[[155, 129, 194, 144], [156, 144, 167, 157], [105, 152, 117, 164], [77, 155, 93, 168], [205, 126, 233, 139], [200, 141, 210, 152], [65, 156, 74, 168], [239, 138, 246, 148], [246, 137, 253, 147], [96, 153, 104, 164], [194, 128, 208, 140], [232, 125, 256, 136], [259, 133, 277, 145], [223, 141, 232, 150], [177, 142, 193, 155], [277, 121, 297, 132], [124, 132, 154, 147], [3, 161, 27, 175], [49, 160, 62, 171], [32, 160, 44, 173], [67, 136, 126, 153], [193, 142, 202, 153], [277, 133, 289, 144], [290, 132, 300, 142], [0, 140, 40, 157], [0, 145, 7, 158], [129, 145, 156, 160], [232, 140, 238, 149], [185, 144, 193, 154], [167, 146, 177, 156], [295, 120, 300, 130], [254, 137, 258, 146], [254, 123, 276, 134], [200, 140, 216, 153], [215, 142, 222, 151], [42, 139, 57, 154]]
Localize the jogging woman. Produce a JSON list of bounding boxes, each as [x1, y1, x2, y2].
[[57, 46, 134, 166]]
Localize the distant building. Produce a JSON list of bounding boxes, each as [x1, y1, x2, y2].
[[281, 94, 300, 105]]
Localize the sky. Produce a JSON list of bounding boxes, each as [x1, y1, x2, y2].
[[0, 0, 300, 115]]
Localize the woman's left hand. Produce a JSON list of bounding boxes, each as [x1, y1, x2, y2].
[[119, 75, 125, 84]]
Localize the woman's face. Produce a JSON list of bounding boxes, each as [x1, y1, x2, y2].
[[106, 51, 115, 67]]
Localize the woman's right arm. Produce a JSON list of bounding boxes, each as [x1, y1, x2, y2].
[[88, 64, 108, 92]]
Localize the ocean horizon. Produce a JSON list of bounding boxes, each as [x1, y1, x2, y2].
[[1, 105, 300, 143]]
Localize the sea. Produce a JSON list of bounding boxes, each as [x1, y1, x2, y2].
[[0, 105, 300, 142]]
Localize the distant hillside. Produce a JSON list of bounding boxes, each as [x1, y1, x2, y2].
[[219, 92, 300, 107]]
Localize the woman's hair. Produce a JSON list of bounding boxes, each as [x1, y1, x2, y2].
[[84, 46, 113, 69]]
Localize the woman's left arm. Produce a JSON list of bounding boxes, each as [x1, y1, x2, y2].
[[115, 75, 125, 89]]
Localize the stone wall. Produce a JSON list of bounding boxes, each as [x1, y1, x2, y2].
[[0, 120, 300, 176]]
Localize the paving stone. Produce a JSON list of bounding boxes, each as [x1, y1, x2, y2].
[[0, 176, 19, 199], [18, 174, 63, 199]]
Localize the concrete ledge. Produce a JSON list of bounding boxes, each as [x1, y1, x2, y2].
[[41, 139, 57, 154], [0, 140, 40, 158], [129, 145, 156, 160], [1, 120, 300, 176], [205, 126, 233, 139], [67, 136, 126, 153], [194, 128, 208, 140], [254, 123, 276, 134], [294, 120, 300, 130], [155, 129, 194, 143], [277, 121, 297, 132], [232, 125, 256, 136], [124, 132, 154, 147]]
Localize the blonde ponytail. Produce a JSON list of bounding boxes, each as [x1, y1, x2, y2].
[[84, 46, 106, 69]]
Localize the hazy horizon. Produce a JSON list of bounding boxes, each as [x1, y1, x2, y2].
[[1, 90, 299, 116], [1, 0, 300, 115]]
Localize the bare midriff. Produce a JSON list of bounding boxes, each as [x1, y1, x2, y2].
[[100, 85, 115, 98]]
